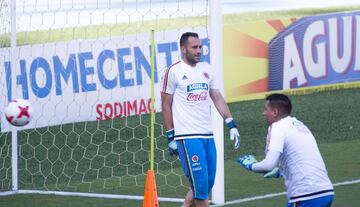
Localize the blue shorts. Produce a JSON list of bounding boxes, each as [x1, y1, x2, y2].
[[287, 194, 334, 207], [177, 138, 216, 200]]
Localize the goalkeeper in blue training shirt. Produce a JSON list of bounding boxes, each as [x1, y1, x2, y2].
[[237, 93, 334, 207]]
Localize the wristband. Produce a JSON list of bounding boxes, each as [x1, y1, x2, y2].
[[225, 117, 237, 129], [249, 163, 253, 171], [165, 129, 174, 140]]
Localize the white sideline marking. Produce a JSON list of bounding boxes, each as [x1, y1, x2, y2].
[[211, 179, 360, 207], [0, 178, 359, 204]]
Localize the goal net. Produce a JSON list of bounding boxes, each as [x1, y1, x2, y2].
[[0, 0, 211, 202], [0, 0, 11, 192]]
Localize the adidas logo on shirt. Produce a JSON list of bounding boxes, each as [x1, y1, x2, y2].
[[182, 75, 188, 80]]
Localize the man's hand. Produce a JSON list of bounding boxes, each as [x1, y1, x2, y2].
[[165, 129, 178, 156], [237, 155, 258, 171], [225, 118, 241, 149], [263, 167, 281, 178]]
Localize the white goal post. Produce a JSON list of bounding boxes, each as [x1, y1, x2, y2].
[[0, 0, 225, 204]]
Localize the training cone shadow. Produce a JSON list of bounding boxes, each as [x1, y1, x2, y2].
[[143, 170, 159, 207]]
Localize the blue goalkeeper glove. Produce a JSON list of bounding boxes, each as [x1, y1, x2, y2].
[[225, 118, 241, 149], [165, 129, 178, 156], [263, 167, 281, 178], [237, 155, 258, 171]]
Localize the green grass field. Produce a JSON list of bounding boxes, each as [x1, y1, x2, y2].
[[1, 5, 360, 207]]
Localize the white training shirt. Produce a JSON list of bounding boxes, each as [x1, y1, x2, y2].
[[266, 116, 334, 202], [161, 60, 218, 140]]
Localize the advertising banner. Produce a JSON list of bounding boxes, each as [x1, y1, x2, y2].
[[268, 11, 360, 91], [223, 18, 295, 102], [2, 11, 360, 131], [0, 28, 210, 132]]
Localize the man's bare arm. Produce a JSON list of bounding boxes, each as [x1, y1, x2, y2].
[[161, 92, 174, 131], [209, 88, 232, 119]]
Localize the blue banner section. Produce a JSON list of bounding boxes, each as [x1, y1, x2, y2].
[[268, 11, 360, 91], [2, 38, 210, 101]]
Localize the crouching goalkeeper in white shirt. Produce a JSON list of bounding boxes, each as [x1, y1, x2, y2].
[[237, 93, 334, 207]]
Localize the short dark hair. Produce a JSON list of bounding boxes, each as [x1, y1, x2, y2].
[[266, 93, 292, 115], [180, 32, 199, 47]]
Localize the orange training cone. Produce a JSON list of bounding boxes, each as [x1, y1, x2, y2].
[[143, 170, 159, 207]]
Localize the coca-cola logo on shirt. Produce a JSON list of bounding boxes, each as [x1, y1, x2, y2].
[[187, 92, 208, 101]]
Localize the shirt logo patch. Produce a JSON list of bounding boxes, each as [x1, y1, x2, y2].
[[192, 155, 199, 162], [187, 92, 208, 101], [191, 155, 202, 171], [182, 75, 188, 80], [187, 83, 208, 92], [203, 72, 209, 79]]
